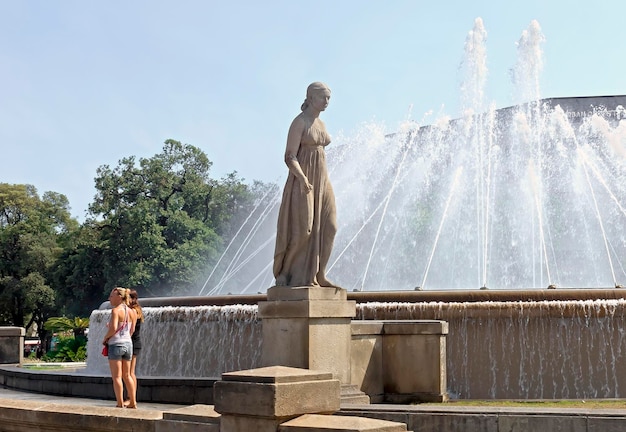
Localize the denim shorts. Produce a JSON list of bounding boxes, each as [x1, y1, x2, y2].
[[108, 341, 133, 361]]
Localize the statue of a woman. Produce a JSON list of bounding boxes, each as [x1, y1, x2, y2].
[[273, 82, 338, 287]]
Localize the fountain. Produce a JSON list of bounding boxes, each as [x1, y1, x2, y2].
[[3, 20, 626, 432], [80, 19, 626, 401], [202, 19, 626, 295]]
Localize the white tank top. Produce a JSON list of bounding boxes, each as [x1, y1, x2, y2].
[[108, 305, 132, 344]]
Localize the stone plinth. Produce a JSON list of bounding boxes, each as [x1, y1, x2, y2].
[[350, 321, 384, 403], [383, 320, 448, 403], [258, 286, 356, 385], [213, 366, 340, 432], [0, 327, 24, 365], [350, 320, 448, 403]]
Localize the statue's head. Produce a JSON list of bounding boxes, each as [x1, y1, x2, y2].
[[301, 82, 331, 111]]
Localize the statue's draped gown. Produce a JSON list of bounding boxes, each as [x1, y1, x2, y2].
[[273, 117, 336, 286]]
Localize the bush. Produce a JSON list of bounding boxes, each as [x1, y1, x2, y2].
[[42, 333, 87, 362]]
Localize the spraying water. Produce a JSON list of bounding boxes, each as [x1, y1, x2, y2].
[[200, 19, 626, 295]]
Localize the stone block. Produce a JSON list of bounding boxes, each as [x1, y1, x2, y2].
[[162, 404, 220, 424], [279, 413, 409, 431], [350, 330, 383, 401], [350, 320, 448, 403], [214, 366, 340, 418], [407, 413, 498, 432], [260, 291, 355, 384], [259, 300, 356, 318], [382, 321, 448, 335], [340, 384, 371, 404], [588, 416, 626, 432], [220, 414, 284, 432], [382, 321, 447, 402], [261, 316, 353, 383], [0, 327, 24, 365], [498, 414, 587, 432], [267, 286, 348, 301], [155, 419, 219, 432]]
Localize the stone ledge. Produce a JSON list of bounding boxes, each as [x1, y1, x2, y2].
[[0, 366, 217, 405], [279, 413, 409, 431], [267, 286, 348, 301], [258, 300, 356, 318], [214, 379, 340, 417], [341, 404, 626, 432], [162, 404, 220, 423], [382, 320, 448, 335], [222, 366, 333, 384], [0, 327, 25, 337]]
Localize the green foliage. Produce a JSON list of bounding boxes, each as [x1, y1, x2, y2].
[[43, 333, 87, 362], [1, 139, 270, 321], [0, 183, 76, 335], [80, 139, 255, 297], [44, 316, 89, 338], [49, 223, 107, 316]]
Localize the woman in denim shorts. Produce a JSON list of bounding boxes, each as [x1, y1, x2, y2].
[[102, 287, 137, 408]]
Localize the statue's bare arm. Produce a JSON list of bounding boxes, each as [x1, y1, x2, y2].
[[284, 116, 313, 194]]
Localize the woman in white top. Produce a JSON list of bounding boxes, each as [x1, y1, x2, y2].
[[102, 287, 137, 408]]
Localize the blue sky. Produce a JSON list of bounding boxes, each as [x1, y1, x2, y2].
[[2, 1, 625, 221]]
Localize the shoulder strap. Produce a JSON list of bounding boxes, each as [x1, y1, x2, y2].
[[112, 306, 129, 334]]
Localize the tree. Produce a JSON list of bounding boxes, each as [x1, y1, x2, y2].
[[83, 140, 255, 297], [49, 222, 107, 317], [0, 183, 77, 338], [44, 316, 90, 338]]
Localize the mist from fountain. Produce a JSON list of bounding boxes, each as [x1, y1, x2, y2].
[[200, 18, 626, 295]]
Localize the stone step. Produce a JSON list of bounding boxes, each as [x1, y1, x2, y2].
[[279, 413, 410, 432], [340, 384, 371, 405], [157, 420, 220, 432], [161, 404, 220, 432]]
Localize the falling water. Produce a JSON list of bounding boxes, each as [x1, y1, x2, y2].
[[357, 298, 626, 399], [199, 20, 626, 295], [85, 295, 626, 400], [87, 306, 262, 377]]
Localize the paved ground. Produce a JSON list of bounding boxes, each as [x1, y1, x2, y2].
[[0, 385, 186, 411]]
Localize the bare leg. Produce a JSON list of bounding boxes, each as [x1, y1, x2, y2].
[[122, 358, 137, 408], [125, 355, 138, 406], [108, 359, 125, 407], [130, 355, 138, 397]]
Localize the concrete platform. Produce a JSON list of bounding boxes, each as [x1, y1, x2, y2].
[[0, 365, 216, 404], [3, 384, 626, 431], [0, 386, 220, 432], [341, 403, 626, 432]]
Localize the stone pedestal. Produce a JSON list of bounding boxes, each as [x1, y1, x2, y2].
[[0, 327, 24, 365], [350, 320, 449, 403], [258, 286, 356, 385], [213, 366, 409, 432], [213, 366, 340, 432], [382, 321, 448, 403]]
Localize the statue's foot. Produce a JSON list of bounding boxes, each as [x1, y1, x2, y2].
[[316, 274, 340, 288], [275, 274, 288, 286]]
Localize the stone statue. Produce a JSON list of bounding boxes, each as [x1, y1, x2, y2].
[[273, 82, 338, 288]]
